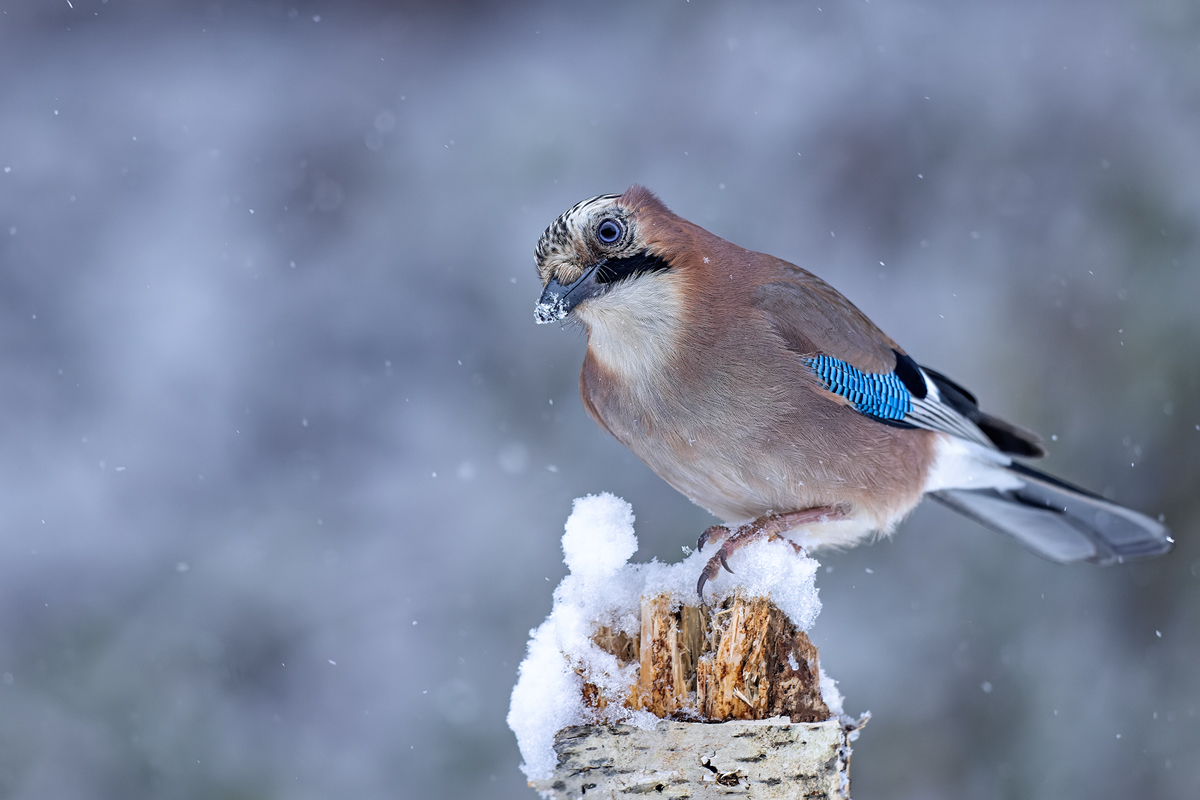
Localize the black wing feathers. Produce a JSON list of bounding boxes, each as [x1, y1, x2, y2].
[[922, 366, 1046, 458], [892, 352, 928, 399]]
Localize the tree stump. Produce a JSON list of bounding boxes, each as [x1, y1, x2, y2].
[[531, 592, 861, 799]]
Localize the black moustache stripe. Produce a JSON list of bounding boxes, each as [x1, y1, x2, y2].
[[594, 251, 672, 285]]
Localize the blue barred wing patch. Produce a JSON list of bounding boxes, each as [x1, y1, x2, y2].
[[803, 355, 912, 421]]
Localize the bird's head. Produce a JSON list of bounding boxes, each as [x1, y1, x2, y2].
[[534, 186, 677, 324]]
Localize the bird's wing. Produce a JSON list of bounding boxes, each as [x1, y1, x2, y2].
[[752, 266, 900, 374], [753, 272, 1044, 457]]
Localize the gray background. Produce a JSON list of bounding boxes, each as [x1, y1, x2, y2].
[[1, 1, 1198, 798]]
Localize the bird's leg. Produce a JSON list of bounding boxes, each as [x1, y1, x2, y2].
[[696, 506, 846, 598]]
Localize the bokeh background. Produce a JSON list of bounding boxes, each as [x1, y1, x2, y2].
[[1, 1, 1197, 798]]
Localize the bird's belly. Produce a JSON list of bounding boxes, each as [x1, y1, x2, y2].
[[642, 438, 905, 549], [582, 357, 934, 549], [605, 403, 923, 548]]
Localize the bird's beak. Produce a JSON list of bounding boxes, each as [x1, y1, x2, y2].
[[535, 263, 604, 324]]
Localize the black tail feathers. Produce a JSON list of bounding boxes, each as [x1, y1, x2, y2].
[[932, 462, 1172, 565]]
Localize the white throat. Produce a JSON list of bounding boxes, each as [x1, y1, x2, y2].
[[576, 272, 683, 380]]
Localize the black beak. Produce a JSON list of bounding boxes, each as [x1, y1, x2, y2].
[[535, 263, 603, 324]]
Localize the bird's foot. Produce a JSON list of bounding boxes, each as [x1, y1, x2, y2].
[[695, 506, 845, 598]]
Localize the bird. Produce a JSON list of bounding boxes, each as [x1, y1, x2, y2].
[[533, 185, 1173, 595]]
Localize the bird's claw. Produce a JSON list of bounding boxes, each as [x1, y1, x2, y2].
[[696, 525, 730, 552], [696, 537, 739, 598], [696, 556, 724, 598]]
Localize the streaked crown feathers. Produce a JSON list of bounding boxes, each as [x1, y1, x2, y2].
[[534, 193, 628, 286]]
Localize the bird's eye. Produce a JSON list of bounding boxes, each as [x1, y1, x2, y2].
[[596, 218, 623, 244]]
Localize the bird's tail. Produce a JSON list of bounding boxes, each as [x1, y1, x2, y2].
[[931, 462, 1173, 565]]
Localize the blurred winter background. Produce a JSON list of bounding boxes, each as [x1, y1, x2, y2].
[[0, 0, 1197, 797]]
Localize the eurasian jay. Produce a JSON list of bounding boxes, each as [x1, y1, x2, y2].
[[534, 185, 1173, 594]]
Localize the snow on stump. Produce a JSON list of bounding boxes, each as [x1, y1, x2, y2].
[[508, 494, 865, 799]]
